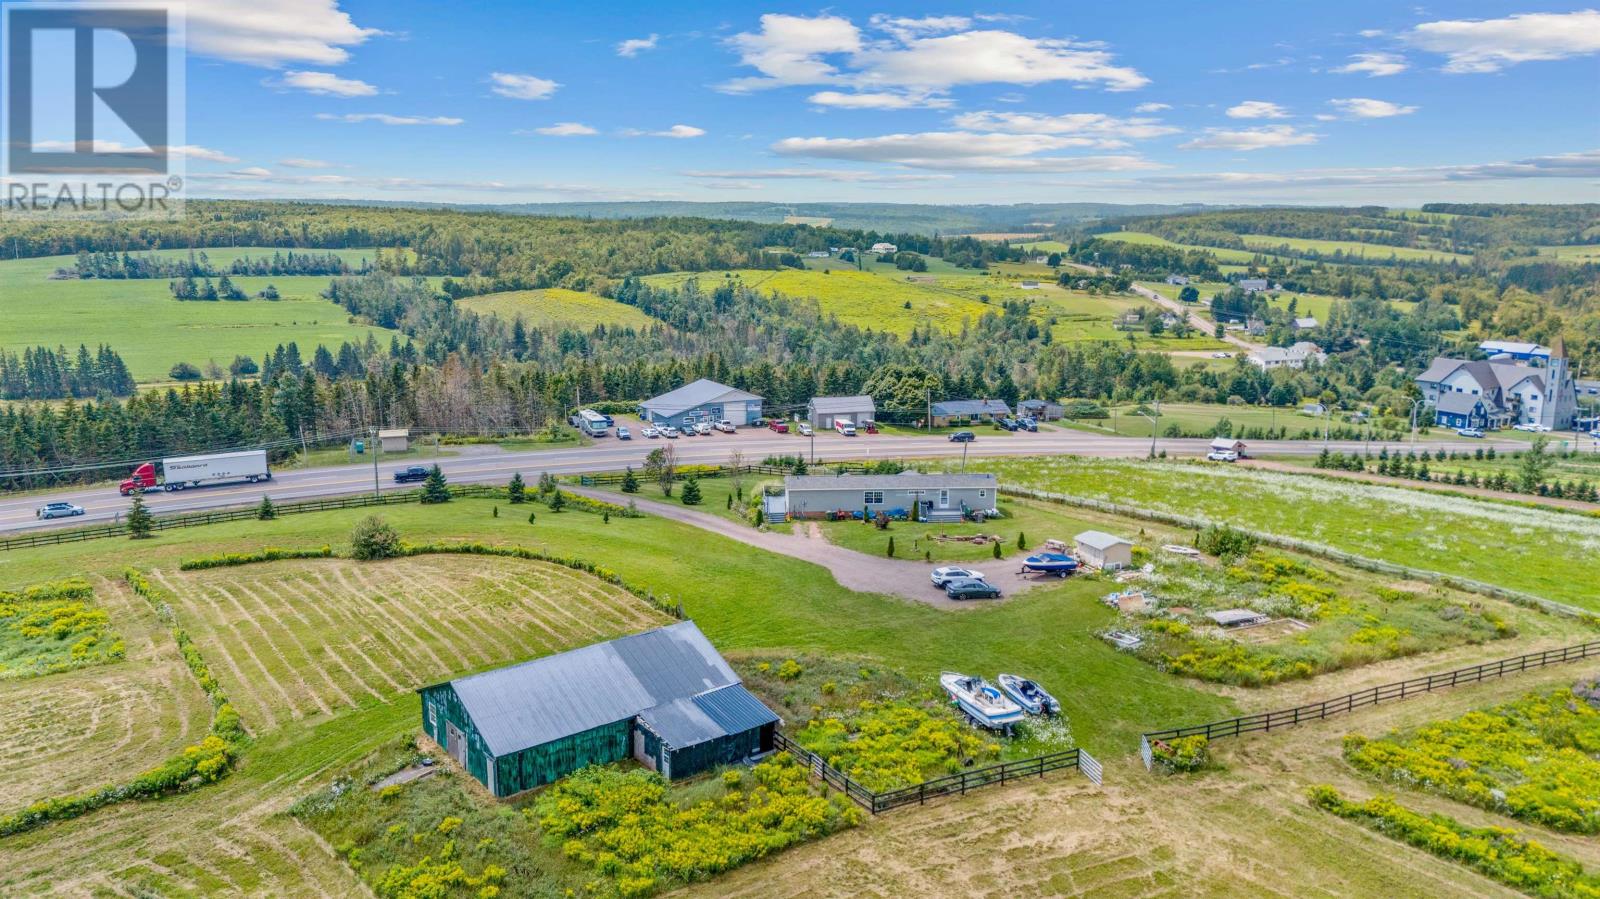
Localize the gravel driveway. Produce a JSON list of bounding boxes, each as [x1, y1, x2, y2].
[[570, 487, 1067, 609]]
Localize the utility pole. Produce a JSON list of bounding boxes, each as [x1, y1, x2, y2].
[[299, 426, 309, 468], [1148, 398, 1161, 457], [961, 440, 969, 472], [926, 387, 932, 433], [370, 426, 381, 498]]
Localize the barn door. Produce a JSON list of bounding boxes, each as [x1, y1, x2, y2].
[[446, 723, 466, 765]]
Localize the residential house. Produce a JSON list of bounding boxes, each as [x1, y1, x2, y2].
[[1247, 341, 1326, 371], [1414, 340, 1578, 431], [639, 379, 764, 429], [929, 399, 1012, 427], [1293, 316, 1318, 331], [869, 242, 898, 255], [1165, 274, 1190, 286], [1238, 278, 1270, 292], [418, 621, 778, 796], [1018, 399, 1065, 421], [783, 471, 998, 523], [807, 395, 875, 429], [1019, 280, 1041, 290]]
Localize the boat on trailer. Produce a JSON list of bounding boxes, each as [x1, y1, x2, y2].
[[997, 673, 1060, 716], [940, 672, 1025, 731], [1021, 552, 1079, 577]]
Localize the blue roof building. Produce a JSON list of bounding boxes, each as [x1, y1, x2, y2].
[[639, 378, 764, 428]]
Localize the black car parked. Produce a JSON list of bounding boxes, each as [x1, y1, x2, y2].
[[948, 430, 976, 442], [393, 465, 430, 483], [945, 579, 1002, 600]]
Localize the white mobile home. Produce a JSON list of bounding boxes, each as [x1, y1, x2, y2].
[[784, 472, 997, 522]]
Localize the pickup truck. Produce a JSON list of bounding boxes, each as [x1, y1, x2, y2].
[[768, 420, 789, 434], [393, 465, 431, 483]]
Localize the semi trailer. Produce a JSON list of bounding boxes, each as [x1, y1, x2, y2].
[[119, 450, 272, 495]]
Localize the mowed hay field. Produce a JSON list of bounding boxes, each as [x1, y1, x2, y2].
[[457, 287, 658, 330], [0, 248, 403, 383], [1238, 234, 1473, 264], [152, 555, 667, 732], [0, 575, 211, 810]]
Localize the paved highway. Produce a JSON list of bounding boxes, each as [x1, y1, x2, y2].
[[0, 427, 1515, 535]]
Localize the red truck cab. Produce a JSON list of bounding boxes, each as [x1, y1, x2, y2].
[[120, 462, 159, 495]]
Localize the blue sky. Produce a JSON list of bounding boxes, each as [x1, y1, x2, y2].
[[164, 1, 1600, 205]]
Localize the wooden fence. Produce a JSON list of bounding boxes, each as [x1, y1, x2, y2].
[[773, 732, 1089, 814], [1139, 639, 1600, 769], [0, 485, 501, 553]]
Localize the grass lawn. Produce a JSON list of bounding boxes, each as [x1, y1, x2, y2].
[[1531, 244, 1600, 263], [0, 249, 404, 383], [1237, 234, 1473, 264], [1056, 401, 1325, 439], [456, 287, 658, 329], [811, 497, 1105, 565], [1095, 231, 1285, 266], [974, 456, 1600, 612]]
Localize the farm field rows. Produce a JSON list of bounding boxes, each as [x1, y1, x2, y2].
[[457, 286, 658, 329], [0, 249, 404, 383]]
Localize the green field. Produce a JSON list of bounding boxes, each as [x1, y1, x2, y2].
[[1238, 234, 1473, 264], [1532, 244, 1600, 262], [641, 266, 1225, 348], [1057, 401, 1333, 439], [978, 456, 1600, 611], [1095, 231, 1280, 265], [457, 287, 658, 329], [0, 248, 403, 383]]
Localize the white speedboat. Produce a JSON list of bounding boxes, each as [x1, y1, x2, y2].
[[997, 673, 1060, 716], [940, 672, 1025, 731]]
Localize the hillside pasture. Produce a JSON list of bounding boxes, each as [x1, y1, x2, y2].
[[153, 555, 666, 733], [0, 250, 403, 383], [1238, 234, 1473, 264], [457, 287, 658, 330], [1094, 230, 1279, 265], [1533, 244, 1600, 263]]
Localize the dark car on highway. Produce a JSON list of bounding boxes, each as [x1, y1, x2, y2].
[[945, 578, 1001, 600], [393, 465, 430, 483], [948, 430, 976, 442]]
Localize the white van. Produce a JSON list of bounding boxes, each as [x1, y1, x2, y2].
[[834, 419, 857, 436]]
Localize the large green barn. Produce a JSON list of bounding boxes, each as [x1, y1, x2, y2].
[[418, 620, 779, 797]]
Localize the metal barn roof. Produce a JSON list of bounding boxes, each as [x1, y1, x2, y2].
[[441, 620, 742, 756], [641, 379, 761, 415], [930, 399, 1012, 416], [785, 472, 997, 491], [636, 684, 778, 750], [1075, 530, 1132, 550]]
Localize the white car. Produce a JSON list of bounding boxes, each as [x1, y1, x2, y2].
[[930, 566, 985, 587], [1206, 450, 1239, 462], [716, 420, 736, 433], [1211, 351, 1232, 359], [694, 422, 713, 436], [36, 501, 85, 519], [641, 426, 660, 438], [661, 425, 680, 438], [1513, 423, 1551, 432], [797, 422, 814, 436]]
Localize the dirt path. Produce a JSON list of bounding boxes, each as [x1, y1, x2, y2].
[[1131, 282, 1263, 351], [1242, 458, 1600, 512], [569, 488, 1065, 609]]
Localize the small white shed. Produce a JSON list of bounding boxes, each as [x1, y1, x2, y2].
[[378, 428, 411, 453], [1075, 530, 1134, 571]]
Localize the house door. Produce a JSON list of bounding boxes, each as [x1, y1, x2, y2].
[[446, 723, 466, 766], [633, 729, 655, 770], [938, 489, 950, 509]]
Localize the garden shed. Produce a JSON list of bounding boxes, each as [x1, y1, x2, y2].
[[1075, 530, 1134, 571], [418, 621, 778, 797]]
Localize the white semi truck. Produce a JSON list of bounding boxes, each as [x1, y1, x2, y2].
[[119, 449, 272, 494]]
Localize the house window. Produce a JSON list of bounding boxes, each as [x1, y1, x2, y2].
[[426, 701, 436, 727], [864, 490, 885, 505], [979, 490, 987, 498]]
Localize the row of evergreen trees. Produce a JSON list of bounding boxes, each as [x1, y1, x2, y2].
[[76, 249, 364, 280], [0, 344, 135, 399]]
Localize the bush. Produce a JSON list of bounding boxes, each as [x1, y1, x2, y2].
[[180, 545, 333, 570], [1196, 523, 1256, 561], [777, 658, 803, 680], [256, 495, 277, 520], [168, 361, 202, 380], [794, 701, 1000, 791], [351, 516, 402, 561], [1150, 735, 1210, 772]]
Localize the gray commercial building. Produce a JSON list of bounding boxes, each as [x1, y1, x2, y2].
[[807, 395, 875, 429], [639, 379, 764, 429]]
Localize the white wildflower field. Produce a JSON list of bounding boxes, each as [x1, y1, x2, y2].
[[978, 458, 1600, 612]]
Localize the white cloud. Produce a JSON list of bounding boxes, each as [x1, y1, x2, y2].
[[1121, 149, 1600, 190], [1327, 97, 1417, 119], [616, 34, 659, 57], [228, 166, 274, 179], [1226, 100, 1289, 119], [1179, 125, 1319, 151], [1407, 10, 1600, 73], [950, 110, 1178, 141], [185, 0, 381, 67], [528, 122, 599, 137], [719, 14, 1147, 93], [316, 113, 463, 125], [683, 168, 952, 183], [1358, 29, 1385, 38], [28, 141, 238, 163], [1333, 52, 1409, 76], [1134, 102, 1171, 113], [772, 130, 1161, 172], [621, 124, 706, 138], [808, 90, 954, 109], [276, 70, 377, 96], [279, 157, 334, 168], [489, 72, 560, 100]]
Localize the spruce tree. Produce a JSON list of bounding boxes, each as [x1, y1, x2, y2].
[[620, 466, 639, 494], [126, 494, 153, 539], [681, 477, 702, 506], [1017, 532, 1027, 551], [507, 472, 526, 504], [256, 495, 276, 520], [420, 464, 450, 504], [887, 536, 895, 557], [992, 539, 1002, 560], [547, 489, 567, 512]]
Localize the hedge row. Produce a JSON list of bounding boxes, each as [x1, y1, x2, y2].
[[396, 543, 681, 619], [0, 571, 251, 838], [179, 545, 334, 571]]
